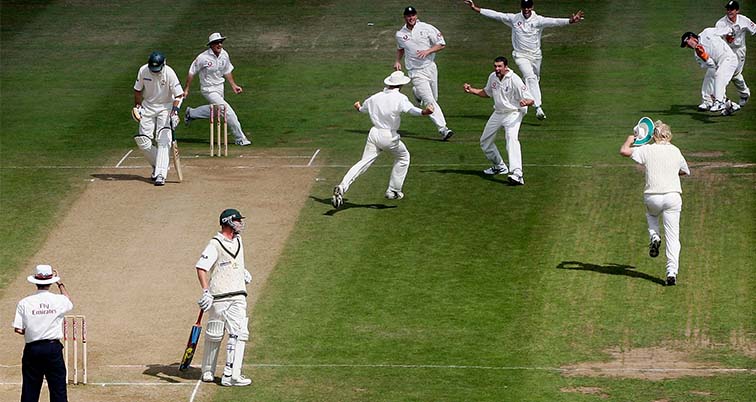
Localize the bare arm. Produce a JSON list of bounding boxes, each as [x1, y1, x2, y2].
[[463, 83, 489, 98], [134, 90, 143, 107], [569, 10, 584, 24], [394, 49, 405, 71], [619, 135, 635, 157], [224, 72, 243, 94], [463, 0, 481, 13], [196, 268, 210, 290], [182, 73, 195, 98], [54, 269, 71, 300], [14, 328, 24, 335]]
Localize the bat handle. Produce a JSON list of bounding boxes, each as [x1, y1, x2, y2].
[[196, 309, 204, 325]]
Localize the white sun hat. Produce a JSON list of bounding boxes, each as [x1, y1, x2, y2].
[[27, 264, 60, 285], [633, 116, 655, 146], [207, 32, 227, 46], [384, 70, 411, 86]]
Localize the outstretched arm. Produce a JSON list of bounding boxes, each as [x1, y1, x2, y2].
[[463, 0, 481, 13], [619, 135, 635, 157], [463, 83, 489, 98]]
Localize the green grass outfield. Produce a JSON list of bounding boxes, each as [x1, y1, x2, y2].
[[1, 0, 754, 400]]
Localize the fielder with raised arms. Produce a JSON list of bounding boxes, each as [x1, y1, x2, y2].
[[194, 209, 253, 386], [133, 51, 183, 186], [715, 0, 755, 108]]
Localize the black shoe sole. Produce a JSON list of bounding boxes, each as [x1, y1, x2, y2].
[[649, 239, 660, 258], [666, 276, 676, 286]]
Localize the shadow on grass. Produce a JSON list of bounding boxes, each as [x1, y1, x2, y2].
[[91, 173, 152, 183], [428, 168, 521, 186], [141, 363, 201, 382], [641, 104, 720, 124], [556, 261, 666, 286], [309, 196, 398, 215]]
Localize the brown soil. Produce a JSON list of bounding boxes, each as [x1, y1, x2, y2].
[[0, 149, 318, 402]]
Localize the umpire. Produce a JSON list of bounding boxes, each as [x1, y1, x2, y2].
[[13, 264, 73, 402]]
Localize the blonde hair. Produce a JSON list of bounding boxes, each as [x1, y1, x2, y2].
[[653, 120, 672, 143]]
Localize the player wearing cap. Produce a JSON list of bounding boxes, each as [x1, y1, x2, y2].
[[714, 0, 755, 108], [620, 122, 690, 286], [463, 56, 534, 186], [394, 6, 455, 141], [680, 29, 740, 114], [195, 209, 253, 386], [463, 0, 583, 121], [331, 71, 434, 209], [133, 51, 183, 186], [183, 32, 251, 146]]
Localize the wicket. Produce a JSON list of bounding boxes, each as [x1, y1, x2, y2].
[[63, 315, 87, 385], [210, 104, 228, 157]]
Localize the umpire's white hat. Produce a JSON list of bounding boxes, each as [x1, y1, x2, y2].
[[384, 71, 411, 86], [28, 264, 60, 285], [207, 32, 227, 46]]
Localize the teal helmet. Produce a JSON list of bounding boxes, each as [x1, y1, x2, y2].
[[148, 51, 166, 72], [219, 208, 246, 233]]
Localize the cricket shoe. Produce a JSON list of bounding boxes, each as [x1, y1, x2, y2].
[[221, 374, 252, 387], [235, 137, 251, 146], [665, 275, 677, 286], [154, 174, 165, 186], [507, 173, 525, 186], [201, 372, 214, 382], [697, 102, 712, 111], [384, 190, 404, 200], [331, 185, 344, 209], [709, 101, 726, 112], [535, 106, 546, 120], [739, 95, 749, 107], [439, 127, 455, 141], [649, 234, 661, 258], [721, 101, 741, 116], [483, 164, 508, 175], [184, 107, 192, 127]]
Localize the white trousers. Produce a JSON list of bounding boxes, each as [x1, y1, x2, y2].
[[480, 111, 525, 175], [137, 110, 172, 177], [408, 63, 447, 130], [190, 90, 247, 141], [699, 54, 740, 103], [201, 295, 249, 375], [339, 128, 410, 194], [514, 56, 543, 107], [644, 192, 683, 277]]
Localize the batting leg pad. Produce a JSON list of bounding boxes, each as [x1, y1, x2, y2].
[[201, 337, 221, 376], [134, 135, 156, 168], [155, 144, 170, 178], [205, 320, 225, 342]]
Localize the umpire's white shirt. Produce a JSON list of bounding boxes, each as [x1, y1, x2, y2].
[[484, 70, 532, 113], [188, 48, 234, 94], [360, 88, 422, 131], [134, 64, 183, 116], [396, 20, 446, 71], [716, 14, 756, 51], [479, 9, 569, 59], [631, 143, 690, 194], [13, 290, 73, 343]]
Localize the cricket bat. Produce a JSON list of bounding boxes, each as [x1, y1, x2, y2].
[[179, 309, 203, 371], [171, 99, 184, 182]]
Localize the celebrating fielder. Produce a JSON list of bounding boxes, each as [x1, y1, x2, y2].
[[394, 6, 455, 141], [463, 56, 534, 186], [133, 51, 183, 186], [194, 209, 253, 386], [183, 32, 252, 146], [715, 0, 755, 107], [463, 0, 583, 120], [680, 28, 740, 114]]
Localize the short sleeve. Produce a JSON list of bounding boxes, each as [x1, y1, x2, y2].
[[13, 303, 24, 330], [630, 146, 646, 165], [196, 242, 218, 271]]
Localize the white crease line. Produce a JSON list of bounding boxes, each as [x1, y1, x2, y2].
[[188, 379, 202, 402], [115, 150, 133, 168], [0, 382, 194, 386], [307, 149, 321, 167]]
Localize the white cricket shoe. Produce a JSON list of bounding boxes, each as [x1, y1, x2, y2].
[[154, 174, 165, 186], [483, 164, 508, 175], [184, 107, 192, 127], [384, 190, 404, 200], [331, 185, 344, 209], [507, 173, 525, 186], [535, 107, 546, 120], [439, 127, 455, 141], [201, 372, 214, 382], [721, 101, 741, 116], [709, 101, 726, 112], [221, 374, 252, 387], [235, 137, 251, 146], [739, 95, 749, 107], [697, 102, 712, 111]]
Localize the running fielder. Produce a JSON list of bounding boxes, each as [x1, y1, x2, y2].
[[463, 0, 583, 120], [133, 51, 183, 186], [715, 0, 755, 107], [195, 209, 253, 386]]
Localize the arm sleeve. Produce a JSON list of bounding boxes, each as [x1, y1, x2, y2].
[[744, 16, 756, 35], [188, 56, 202, 76], [168, 69, 184, 97], [480, 9, 515, 28], [195, 242, 218, 271], [679, 153, 691, 176], [399, 96, 422, 115], [537, 16, 571, 29], [428, 25, 446, 46], [61, 296, 74, 314], [223, 53, 234, 75], [133, 69, 144, 91], [630, 147, 646, 165], [513, 75, 533, 100], [12, 303, 24, 330]]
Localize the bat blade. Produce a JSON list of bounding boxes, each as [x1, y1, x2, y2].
[[179, 310, 203, 371], [172, 140, 184, 182]]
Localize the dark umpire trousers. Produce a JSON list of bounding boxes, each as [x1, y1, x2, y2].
[[21, 339, 67, 402]]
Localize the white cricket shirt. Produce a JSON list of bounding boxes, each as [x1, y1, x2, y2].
[[359, 88, 422, 131], [480, 9, 570, 59], [716, 14, 756, 50], [133, 64, 183, 116], [188, 48, 234, 94], [196, 233, 247, 298], [631, 143, 690, 194], [13, 290, 73, 343], [484, 70, 533, 113], [396, 20, 446, 71], [696, 27, 738, 65]]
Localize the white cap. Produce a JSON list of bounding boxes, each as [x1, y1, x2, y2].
[[207, 32, 227, 46], [384, 70, 411, 86], [27, 264, 60, 285]]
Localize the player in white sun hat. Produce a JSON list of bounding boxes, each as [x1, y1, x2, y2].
[[715, 0, 755, 108]]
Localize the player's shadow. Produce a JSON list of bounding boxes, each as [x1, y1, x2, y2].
[[141, 363, 201, 382], [91, 173, 152, 183], [556, 261, 666, 286], [641, 105, 719, 124], [309, 196, 398, 215], [429, 168, 519, 186]]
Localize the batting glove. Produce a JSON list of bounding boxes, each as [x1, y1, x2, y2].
[[198, 289, 213, 311], [244, 269, 252, 284]]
